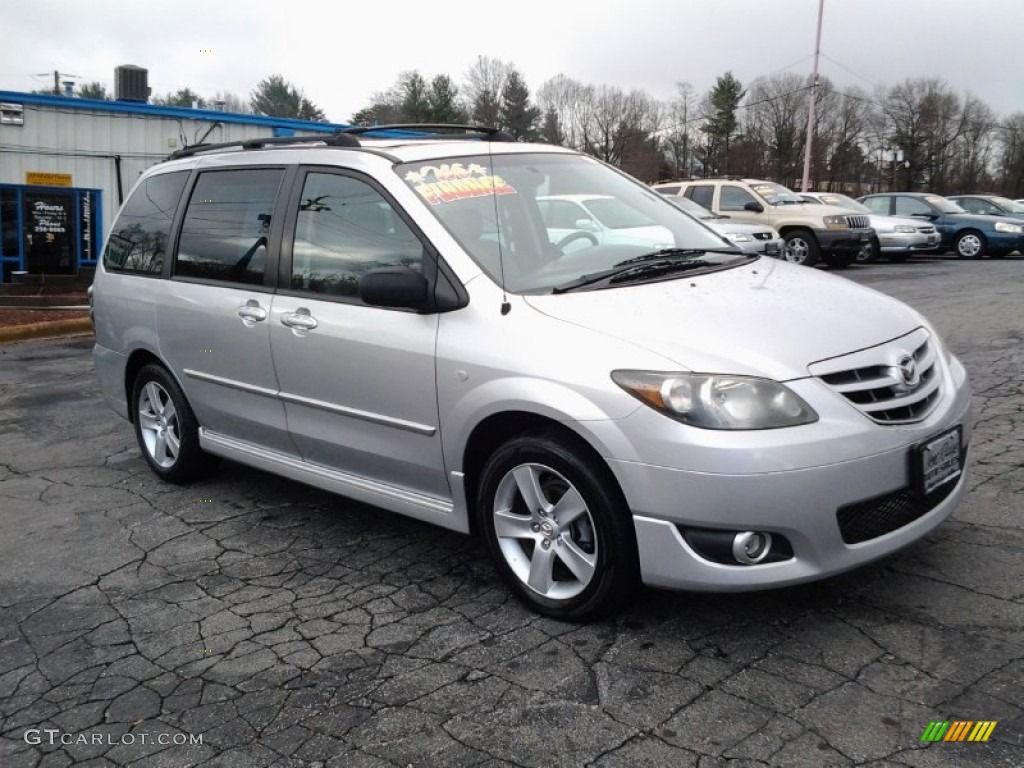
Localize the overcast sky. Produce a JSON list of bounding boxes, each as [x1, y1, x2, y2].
[[1, 0, 1021, 123]]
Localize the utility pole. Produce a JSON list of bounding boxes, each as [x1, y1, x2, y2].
[[800, 0, 825, 192]]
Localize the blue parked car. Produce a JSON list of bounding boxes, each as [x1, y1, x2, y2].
[[858, 192, 1024, 258]]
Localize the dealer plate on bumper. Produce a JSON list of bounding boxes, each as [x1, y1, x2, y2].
[[914, 425, 962, 496]]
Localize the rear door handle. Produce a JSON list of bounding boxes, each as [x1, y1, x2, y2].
[[281, 308, 318, 331], [236, 300, 268, 323]]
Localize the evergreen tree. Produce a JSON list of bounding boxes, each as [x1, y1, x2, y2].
[[539, 108, 565, 145], [499, 70, 540, 140], [77, 82, 110, 100], [702, 71, 746, 175], [250, 75, 325, 120], [427, 74, 465, 124], [154, 87, 206, 108]]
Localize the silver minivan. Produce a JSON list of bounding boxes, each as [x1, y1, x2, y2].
[[92, 129, 972, 621]]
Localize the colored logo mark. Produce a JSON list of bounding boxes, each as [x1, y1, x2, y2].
[[920, 721, 997, 743]]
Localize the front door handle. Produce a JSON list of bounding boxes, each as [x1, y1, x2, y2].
[[281, 308, 318, 331], [236, 299, 268, 323]]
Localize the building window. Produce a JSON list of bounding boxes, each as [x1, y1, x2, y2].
[[0, 102, 24, 126]]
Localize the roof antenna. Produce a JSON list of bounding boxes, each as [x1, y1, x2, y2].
[[486, 129, 511, 315]]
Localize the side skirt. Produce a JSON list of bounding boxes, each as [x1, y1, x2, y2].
[[199, 428, 469, 534]]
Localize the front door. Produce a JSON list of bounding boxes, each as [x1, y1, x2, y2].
[[270, 168, 447, 499], [23, 191, 75, 274]]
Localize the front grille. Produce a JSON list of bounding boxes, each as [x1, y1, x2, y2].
[[816, 329, 941, 424], [836, 442, 966, 544], [846, 214, 870, 229], [916, 225, 937, 234]]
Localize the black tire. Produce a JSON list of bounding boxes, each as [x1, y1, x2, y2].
[[823, 252, 857, 269], [476, 431, 639, 621], [954, 230, 986, 259], [888, 252, 911, 263], [855, 236, 880, 264], [131, 364, 217, 484], [782, 230, 821, 267]]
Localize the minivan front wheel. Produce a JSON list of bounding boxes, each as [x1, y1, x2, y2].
[[476, 433, 639, 621], [131, 364, 213, 483], [782, 230, 821, 266]]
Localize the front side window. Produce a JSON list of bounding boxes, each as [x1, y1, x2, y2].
[[894, 197, 933, 216], [291, 172, 423, 297], [397, 153, 738, 293], [104, 171, 187, 274], [175, 169, 284, 285], [721, 185, 758, 211]]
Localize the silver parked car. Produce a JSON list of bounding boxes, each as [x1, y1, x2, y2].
[[662, 195, 783, 255], [800, 192, 940, 262], [92, 129, 972, 620]]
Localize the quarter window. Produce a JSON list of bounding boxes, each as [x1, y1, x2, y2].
[[175, 169, 284, 284], [291, 173, 423, 297], [103, 171, 187, 274]]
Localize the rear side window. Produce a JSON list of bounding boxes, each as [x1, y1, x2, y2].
[[655, 185, 680, 195], [175, 169, 284, 285], [685, 185, 714, 208], [103, 171, 187, 274]]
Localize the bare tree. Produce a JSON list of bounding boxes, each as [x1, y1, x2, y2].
[[463, 56, 511, 127], [663, 82, 698, 178], [998, 113, 1024, 197], [946, 95, 997, 192]]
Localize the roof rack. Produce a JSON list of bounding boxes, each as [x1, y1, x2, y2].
[[167, 132, 359, 160], [341, 123, 516, 142], [165, 123, 514, 161]]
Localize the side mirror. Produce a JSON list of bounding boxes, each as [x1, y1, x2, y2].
[[360, 266, 429, 309], [574, 218, 599, 231], [744, 201, 765, 213]]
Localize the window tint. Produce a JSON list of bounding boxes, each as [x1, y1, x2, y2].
[[175, 169, 284, 284], [721, 185, 757, 211], [686, 185, 714, 208], [893, 196, 932, 216], [291, 173, 423, 297], [103, 171, 187, 274]]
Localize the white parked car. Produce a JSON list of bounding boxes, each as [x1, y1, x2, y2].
[[800, 192, 940, 262], [91, 128, 972, 620], [663, 195, 782, 256]]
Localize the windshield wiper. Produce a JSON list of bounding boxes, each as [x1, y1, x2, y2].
[[552, 249, 753, 294]]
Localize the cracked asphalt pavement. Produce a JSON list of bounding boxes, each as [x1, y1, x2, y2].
[[1, 256, 1021, 767]]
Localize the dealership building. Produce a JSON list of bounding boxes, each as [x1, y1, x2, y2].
[[0, 68, 348, 283]]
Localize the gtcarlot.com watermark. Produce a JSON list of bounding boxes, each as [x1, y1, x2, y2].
[[24, 728, 202, 747]]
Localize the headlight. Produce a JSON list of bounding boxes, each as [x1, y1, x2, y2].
[[823, 215, 848, 230], [894, 224, 917, 233], [994, 221, 1024, 234], [724, 232, 753, 243], [611, 371, 818, 430]]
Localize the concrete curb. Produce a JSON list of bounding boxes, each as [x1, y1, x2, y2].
[[0, 317, 94, 344]]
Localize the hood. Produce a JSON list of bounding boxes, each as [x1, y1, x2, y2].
[[947, 211, 1024, 227], [523, 258, 923, 381]]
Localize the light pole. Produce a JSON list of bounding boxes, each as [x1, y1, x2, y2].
[[800, 0, 825, 192]]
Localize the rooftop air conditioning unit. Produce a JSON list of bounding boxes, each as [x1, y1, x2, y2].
[[115, 65, 150, 103]]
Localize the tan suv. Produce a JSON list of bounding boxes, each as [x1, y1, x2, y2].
[[654, 179, 873, 267]]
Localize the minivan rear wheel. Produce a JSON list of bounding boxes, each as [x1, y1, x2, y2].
[[476, 433, 639, 621], [131, 364, 215, 484]]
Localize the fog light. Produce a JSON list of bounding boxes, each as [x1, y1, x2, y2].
[[732, 531, 772, 564]]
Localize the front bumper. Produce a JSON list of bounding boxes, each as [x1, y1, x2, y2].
[[818, 227, 874, 255], [596, 357, 972, 591], [879, 231, 941, 254]]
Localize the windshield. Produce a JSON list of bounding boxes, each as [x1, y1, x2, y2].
[[813, 193, 869, 213], [750, 181, 805, 205], [990, 196, 1024, 213], [397, 153, 742, 293], [925, 196, 966, 213]]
